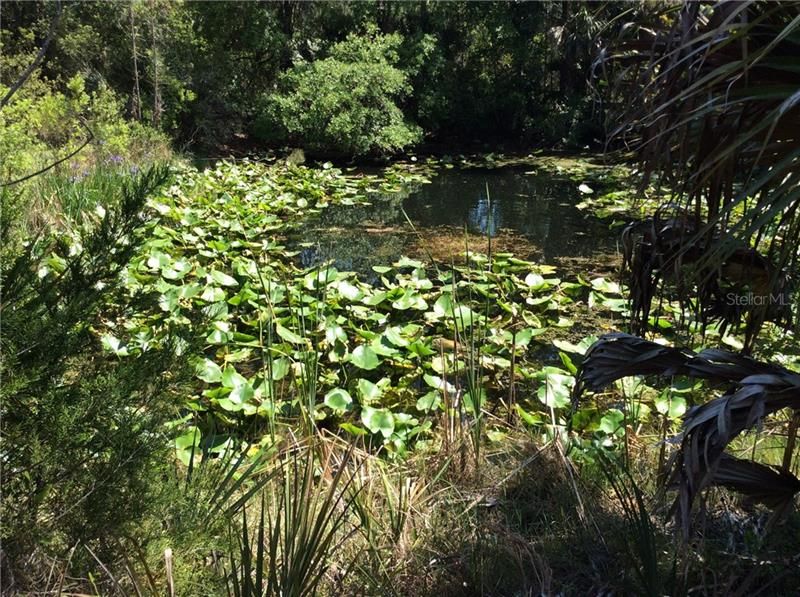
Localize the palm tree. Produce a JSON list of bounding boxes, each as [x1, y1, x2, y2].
[[574, 333, 800, 535], [602, 0, 800, 346]]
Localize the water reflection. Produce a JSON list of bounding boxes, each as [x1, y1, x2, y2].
[[294, 167, 614, 275], [469, 193, 501, 236]]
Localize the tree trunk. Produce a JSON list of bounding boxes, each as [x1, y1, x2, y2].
[[149, 0, 162, 127], [129, 2, 141, 121]]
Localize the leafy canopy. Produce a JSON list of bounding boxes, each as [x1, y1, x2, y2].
[[257, 30, 421, 158]]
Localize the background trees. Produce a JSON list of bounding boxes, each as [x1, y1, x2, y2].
[[256, 29, 422, 157], [2, 0, 617, 158]]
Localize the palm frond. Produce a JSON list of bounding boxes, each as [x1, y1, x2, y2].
[[574, 333, 800, 535], [603, 1, 800, 345], [710, 453, 800, 510]]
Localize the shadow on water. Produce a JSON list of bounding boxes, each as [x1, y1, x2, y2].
[[294, 167, 616, 277]]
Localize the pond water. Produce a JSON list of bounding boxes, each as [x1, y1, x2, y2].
[[295, 166, 617, 276]]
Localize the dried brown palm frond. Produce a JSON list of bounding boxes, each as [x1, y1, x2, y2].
[[574, 333, 800, 536], [602, 1, 800, 347], [619, 204, 793, 347], [711, 454, 800, 511]]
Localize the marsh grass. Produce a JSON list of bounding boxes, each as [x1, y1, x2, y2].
[[226, 439, 361, 597]]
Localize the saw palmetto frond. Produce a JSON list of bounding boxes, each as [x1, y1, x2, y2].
[[574, 333, 800, 535]]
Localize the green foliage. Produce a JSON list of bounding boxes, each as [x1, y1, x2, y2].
[[0, 167, 187, 590], [0, 47, 170, 248], [227, 444, 359, 597], [97, 160, 627, 458], [257, 30, 421, 157], [0, 68, 168, 184], [3, 2, 620, 151]]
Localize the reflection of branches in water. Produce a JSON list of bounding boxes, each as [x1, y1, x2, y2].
[[295, 169, 617, 275], [401, 169, 613, 259], [297, 231, 411, 281], [312, 190, 410, 229], [469, 194, 502, 236]]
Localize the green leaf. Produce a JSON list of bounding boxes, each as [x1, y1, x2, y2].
[[325, 321, 347, 345], [524, 272, 546, 290], [270, 357, 290, 381], [339, 422, 368, 436], [362, 291, 387, 306], [195, 358, 222, 383], [536, 373, 573, 409], [450, 305, 479, 328], [433, 293, 454, 316], [211, 270, 239, 287], [392, 291, 427, 311], [590, 277, 621, 295], [600, 409, 625, 435], [357, 378, 383, 403], [101, 333, 129, 356], [655, 392, 687, 420], [276, 323, 306, 345], [515, 404, 542, 426], [201, 285, 226, 302], [351, 345, 381, 370], [229, 381, 254, 404], [423, 374, 455, 394], [206, 329, 229, 345], [336, 280, 363, 301], [416, 391, 441, 412], [324, 388, 353, 412], [394, 256, 424, 269], [407, 340, 436, 357], [361, 405, 395, 438], [175, 427, 201, 466], [383, 326, 409, 347], [221, 365, 246, 389]]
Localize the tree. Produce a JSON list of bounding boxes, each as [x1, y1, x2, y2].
[[257, 29, 421, 158]]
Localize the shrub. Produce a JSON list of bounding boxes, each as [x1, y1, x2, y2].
[[0, 167, 190, 592], [256, 30, 422, 158]]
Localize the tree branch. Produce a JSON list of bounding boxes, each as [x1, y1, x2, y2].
[[0, 1, 63, 111], [1, 118, 94, 187]]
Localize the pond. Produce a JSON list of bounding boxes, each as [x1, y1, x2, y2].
[[295, 165, 618, 277]]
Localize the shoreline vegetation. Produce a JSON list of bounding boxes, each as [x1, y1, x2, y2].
[[3, 1, 799, 595]]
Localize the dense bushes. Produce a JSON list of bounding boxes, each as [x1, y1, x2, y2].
[[1, 68, 169, 184], [0, 168, 183, 590], [256, 31, 422, 157], [1, 61, 170, 243]]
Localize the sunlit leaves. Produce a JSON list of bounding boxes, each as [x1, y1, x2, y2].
[[361, 405, 395, 438], [655, 391, 687, 421], [101, 334, 129, 356], [324, 388, 353, 413], [210, 269, 238, 287], [276, 323, 306, 345], [174, 427, 201, 466], [98, 159, 628, 455], [195, 358, 223, 383], [351, 345, 381, 370]]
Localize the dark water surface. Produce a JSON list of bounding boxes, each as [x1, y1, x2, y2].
[[297, 167, 616, 274]]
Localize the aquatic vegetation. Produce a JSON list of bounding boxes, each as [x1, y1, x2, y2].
[[93, 160, 629, 458]]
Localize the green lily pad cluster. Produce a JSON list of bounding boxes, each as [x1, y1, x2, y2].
[[99, 160, 630, 456]]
